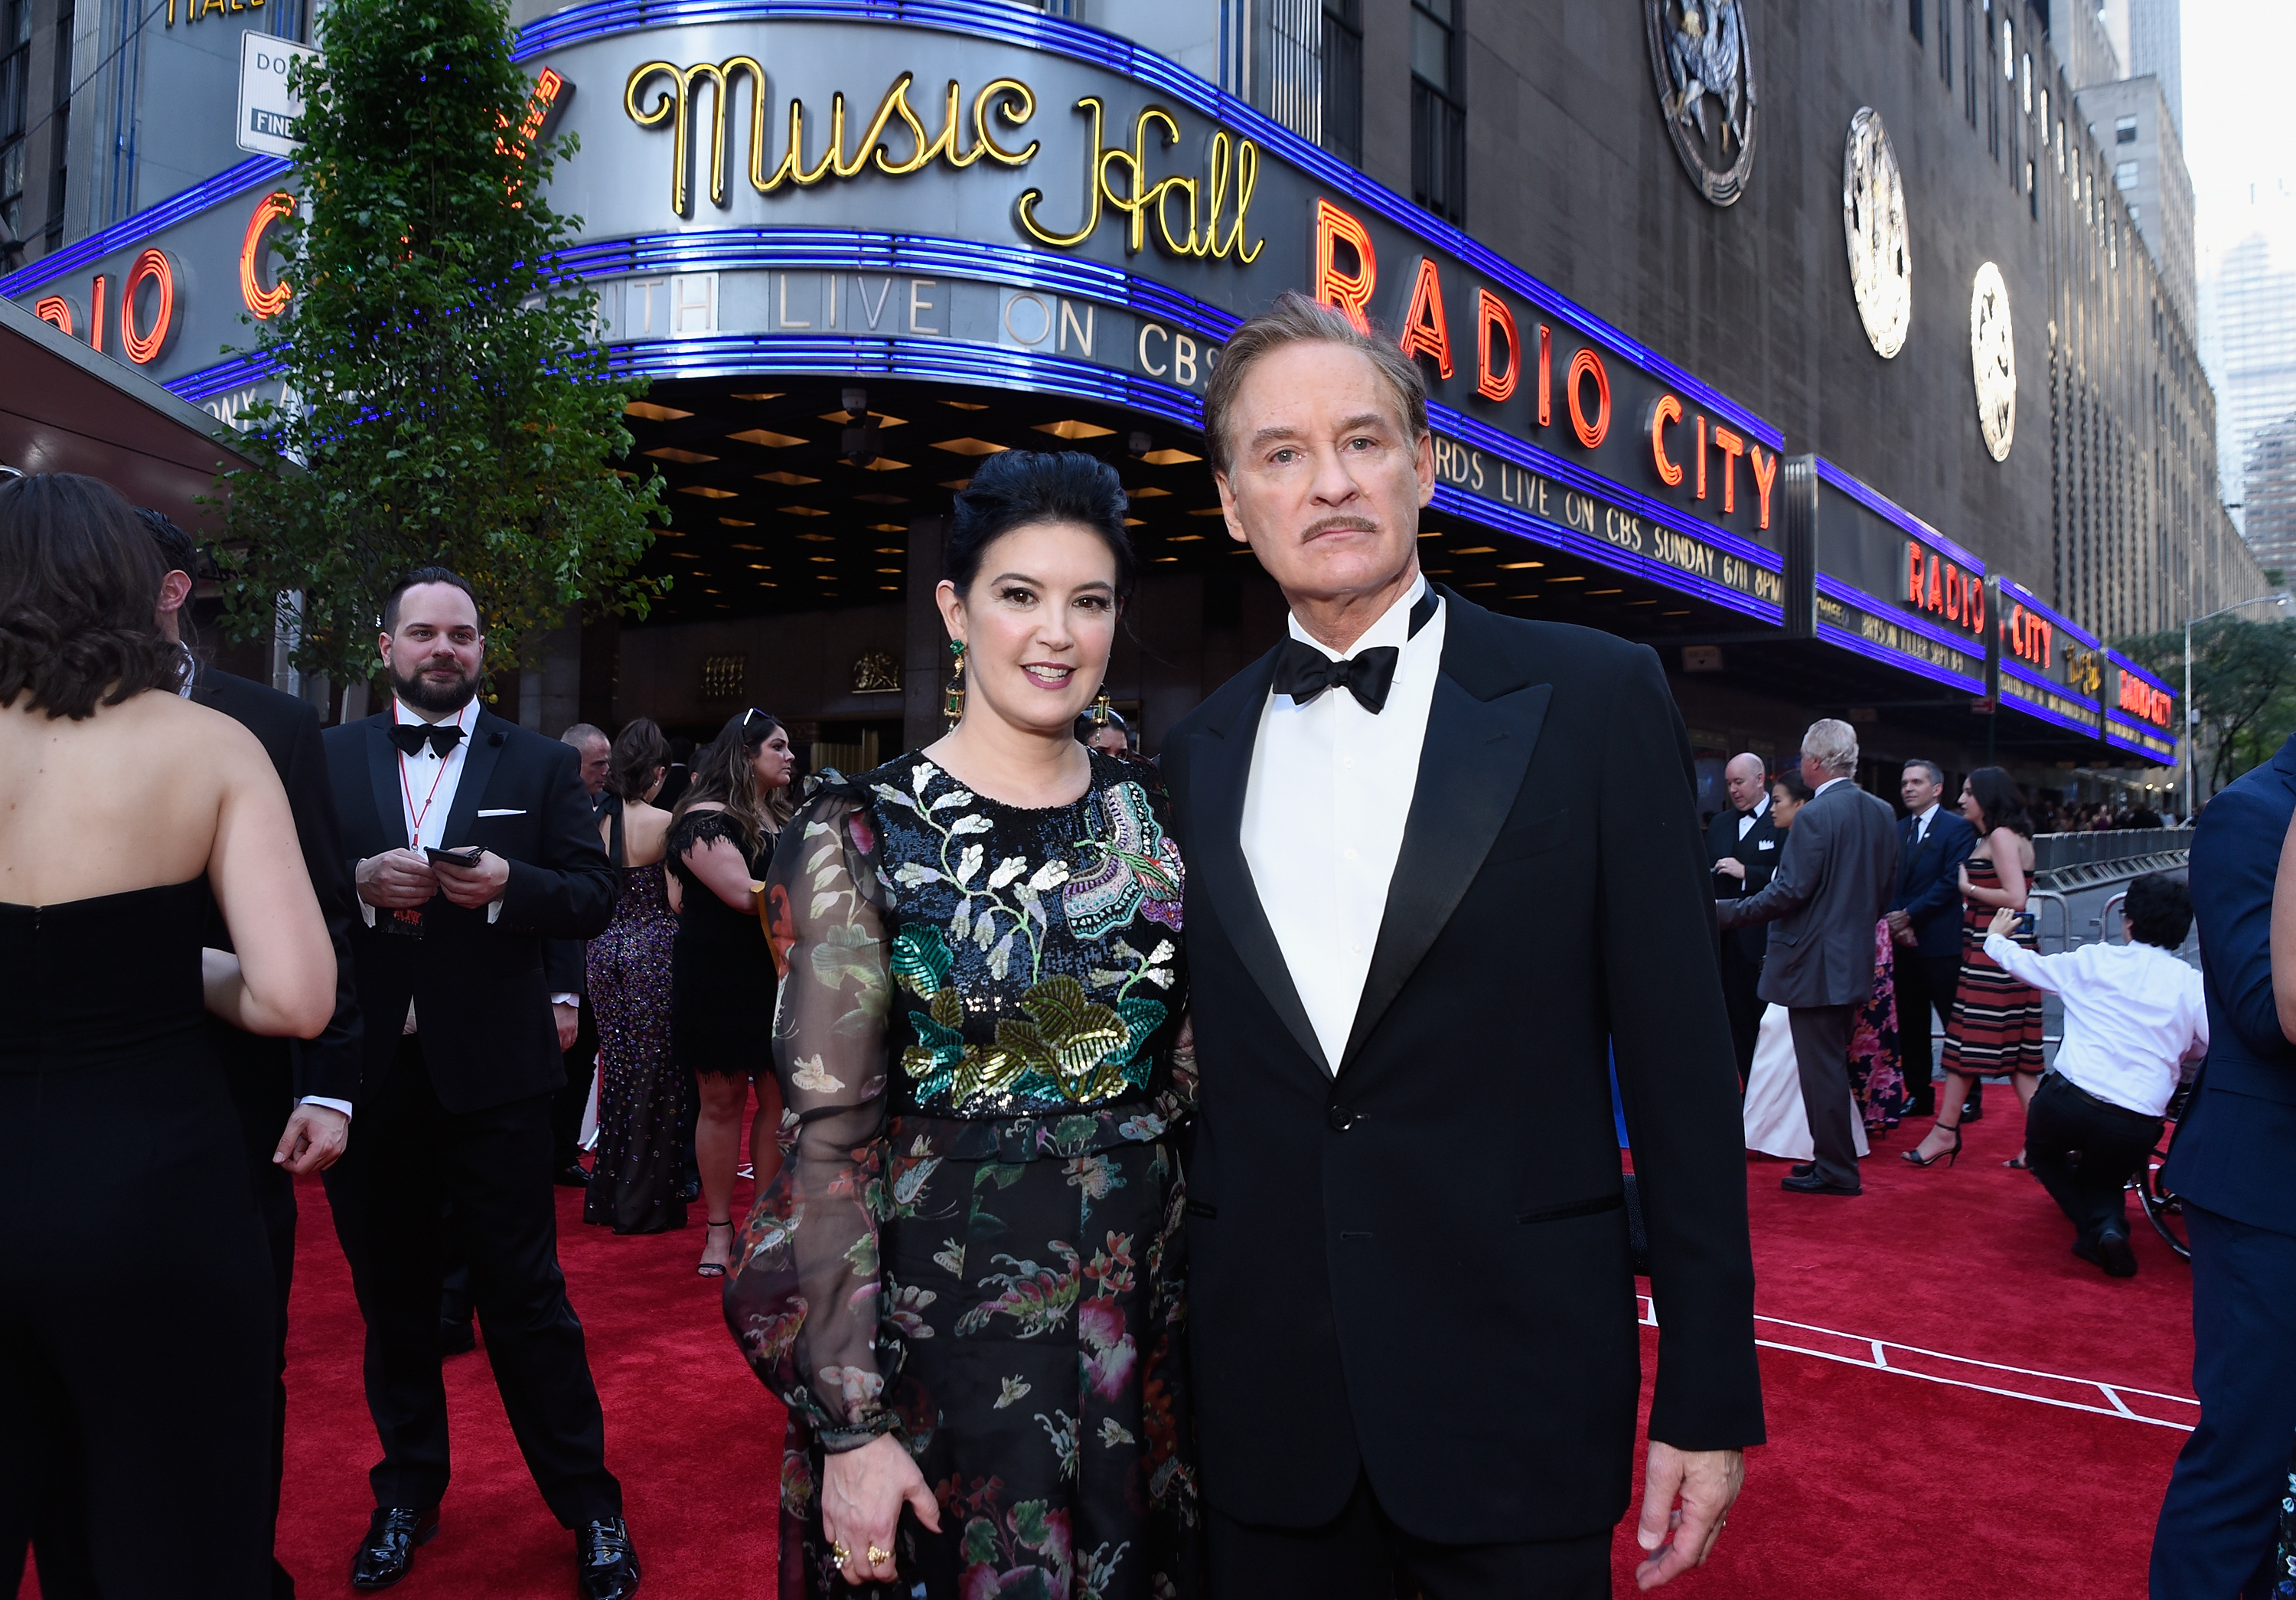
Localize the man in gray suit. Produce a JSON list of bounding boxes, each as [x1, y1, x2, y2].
[[1715, 720, 1901, 1196]]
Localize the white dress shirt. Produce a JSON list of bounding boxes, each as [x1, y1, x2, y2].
[[1981, 934, 2209, 1117], [1241, 577, 1445, 1072], [1736, 792, 1769, 840], [1814, 776, 1851, 798]]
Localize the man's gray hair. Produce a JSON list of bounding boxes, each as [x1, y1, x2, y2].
[[1802, 719, 1860, 777], [559, 722, 608, 749], [1902, 756, 1945, 788], [1200, 289, 1429, 478]]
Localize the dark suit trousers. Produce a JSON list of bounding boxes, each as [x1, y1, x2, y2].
[[325, 1035, 619, 1527], [222, 1053, 302, 1600], [1208, 1473, 1609, 1600], [1718, 937, 1763, 1089], [1892, 952, 1961, 1115], [1786, 1005, 1861, 1190], [2151, 1204, 2296, 1599], [550, 1002, 598, 1170], [2023, 1074, 2159, 1249]]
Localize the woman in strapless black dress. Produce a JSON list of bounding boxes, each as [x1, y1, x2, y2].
[[0, 474, 336, 1598], [667, 709, 796, 1276]]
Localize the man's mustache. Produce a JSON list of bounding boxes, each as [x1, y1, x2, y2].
[[1298, 515, 1380, 540]]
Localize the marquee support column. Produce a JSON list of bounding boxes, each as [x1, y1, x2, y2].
[[903, 514, 947, 755]]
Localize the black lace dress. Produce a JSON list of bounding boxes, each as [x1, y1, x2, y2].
[[667, 808, 776, 1082], [726, 749, 1199, 1600]]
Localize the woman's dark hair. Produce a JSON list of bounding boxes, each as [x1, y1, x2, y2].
[[608, 717, 671, 802], [673, 708, 794, 845], [0, 473, 186, 719], [1771, 769, 1815, 804], [946, 449, 1136, 604], [1964, 766, 2033, 838], [2124, 872, 2193, 951]]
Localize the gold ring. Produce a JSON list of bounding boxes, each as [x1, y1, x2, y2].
[[830, 1542, 851, 1564], [868, 1546, 892, 1566]]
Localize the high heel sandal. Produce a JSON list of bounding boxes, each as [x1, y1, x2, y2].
[[696, 1218, 735, 1278], [1901, 1123, 1963, 1168]]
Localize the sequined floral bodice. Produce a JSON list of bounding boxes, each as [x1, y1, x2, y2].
[[767, 749, 1189, 1128]]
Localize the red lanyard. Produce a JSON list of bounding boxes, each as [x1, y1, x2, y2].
[[396, 713, 459, 844]]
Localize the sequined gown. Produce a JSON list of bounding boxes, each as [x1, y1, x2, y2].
[[726, 749, 1199, 1600], [585, 800, 685, 1235]]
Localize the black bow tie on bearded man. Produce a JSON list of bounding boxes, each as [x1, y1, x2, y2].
[[390, 722, 465, 758]]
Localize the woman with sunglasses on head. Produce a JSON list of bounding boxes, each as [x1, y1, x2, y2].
[[668, 707, 796, 1275], [727, 451, 1197, 1598]]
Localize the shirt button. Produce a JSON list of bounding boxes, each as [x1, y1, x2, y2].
[[1342, 847, 1358, 861], [1349, 943, 1363, 956]]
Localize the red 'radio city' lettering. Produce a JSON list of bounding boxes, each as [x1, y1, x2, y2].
[[2118, 672, 2174, 729], [2004, 603, 2053, 670], [1904, 541, 1985, 638]]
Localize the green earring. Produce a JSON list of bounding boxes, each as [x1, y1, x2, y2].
[[943, 639, 967, 728]]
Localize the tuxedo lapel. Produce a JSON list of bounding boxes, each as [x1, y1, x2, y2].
[[1339, 597, 1551, 1072], [365, 717, 410, 851], [1189, 651, 1331, 1077], [441, 710, 510, 847]]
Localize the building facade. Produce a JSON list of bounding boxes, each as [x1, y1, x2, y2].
[[2242, 412, 2296, 585], [6, 0, 2249, 803]]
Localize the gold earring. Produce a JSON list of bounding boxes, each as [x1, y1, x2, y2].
[[944, 639, 967, 729], [1091, 689, 1113, 727]]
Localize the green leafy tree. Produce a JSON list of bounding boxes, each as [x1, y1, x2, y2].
[[213, 0, 666, 690], [2118, 617, 2296, 798]]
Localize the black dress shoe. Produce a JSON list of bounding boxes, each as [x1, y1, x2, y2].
[[2081, 1229, 2139, 1278], [555, 1161, 594, 1187], [576, 1517, 641, 1600], [1780, 1171, 1861, 1196], [351, 1506, 439, 1590], [440, 1318, 476, 1356], [675, 1173, 700, 1205], [1789, 1162, 1816, 1178]]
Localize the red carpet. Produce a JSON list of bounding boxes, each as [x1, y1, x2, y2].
[[20, 1106, 2194, 1598]]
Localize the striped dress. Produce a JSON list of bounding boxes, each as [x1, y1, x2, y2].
[[1939, 854, 2047, 1077]]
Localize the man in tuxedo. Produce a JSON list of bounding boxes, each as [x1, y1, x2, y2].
[[1885, 759, 1975, 1119], [103, 513, 362, 1600], [1715, 723, 1900, 1197], [1706, 753, 1780, 1086], [1163, 293, 1760, 1599], [321, 569, 636, 1599], [2151, 733, 2296, 1597]]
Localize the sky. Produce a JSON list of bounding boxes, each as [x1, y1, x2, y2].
[[2175, 0, 2296, 269]]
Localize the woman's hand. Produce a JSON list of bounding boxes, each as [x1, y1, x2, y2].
[[821, 1432, 941, 1588], [1956, 863, 1974, 898]]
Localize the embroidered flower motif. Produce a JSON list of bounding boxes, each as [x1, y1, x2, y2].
[[1062, 781, 1185, 939]]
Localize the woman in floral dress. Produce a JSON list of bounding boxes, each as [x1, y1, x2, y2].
[[726, 450, 1198, 1600]]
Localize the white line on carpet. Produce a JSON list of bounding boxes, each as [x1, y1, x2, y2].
[[1635, 1297, 2197, 1431]]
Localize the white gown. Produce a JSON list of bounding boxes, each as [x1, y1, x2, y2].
[[1742, 1003, 1871, 1161]]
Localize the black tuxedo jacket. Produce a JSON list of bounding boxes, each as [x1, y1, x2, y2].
[[1889, 809, 1978, 961], [193, 665, 364, 1108], [323, 708, 616, 1114], [1705, 803, 1780, 968], [1163, 590, 1763, 1545]]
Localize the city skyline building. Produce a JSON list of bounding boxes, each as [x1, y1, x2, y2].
[[2125, 0, 2182, 136], [2241, 410, 2296, 584]]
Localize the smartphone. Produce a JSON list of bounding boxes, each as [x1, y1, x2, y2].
[[425, 845, 484, 869], [2012, 910, 2037, 937]]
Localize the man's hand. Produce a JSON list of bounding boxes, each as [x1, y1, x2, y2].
[[357, 849, 438, 909], [1884, 909, 1911, 936], [1987, 906, 2020, 941], [1635, 1442, 1743, 1590], [273, 1104, 350, 1174], [1713, 857, 1746, 882], [553, 1001, 580, 1053], [432, 847, 510, 910]]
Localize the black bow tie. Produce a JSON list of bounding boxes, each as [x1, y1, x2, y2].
[[390, 722, 465, 758], [1274, 639, 1401, 713], [1271, 586, 1443, 713]]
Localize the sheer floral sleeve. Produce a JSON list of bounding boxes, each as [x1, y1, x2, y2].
[[725, 783, 897, 1450]]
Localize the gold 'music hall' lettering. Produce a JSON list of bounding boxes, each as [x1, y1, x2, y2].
[[621, 64, 1263, 264], [622, 67, 1039, 215]]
